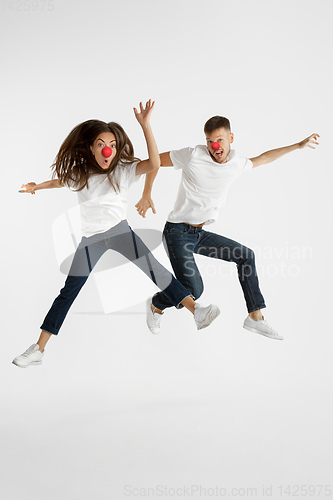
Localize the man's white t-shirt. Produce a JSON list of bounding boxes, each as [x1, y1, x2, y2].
[[167, 146, 252, 225], [76, 161, 140, 237]]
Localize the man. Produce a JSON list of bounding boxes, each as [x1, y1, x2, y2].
[[136, 115, 319, 340]]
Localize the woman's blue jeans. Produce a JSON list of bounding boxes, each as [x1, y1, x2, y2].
[[152, 222, 266, 314], [40, 220, 190, 335]]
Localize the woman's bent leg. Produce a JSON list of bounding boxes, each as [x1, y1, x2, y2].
[[106, 222, 191, 308]]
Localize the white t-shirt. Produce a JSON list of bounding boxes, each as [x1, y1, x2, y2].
[[167, 146, 252, 225], [76, 161, 140, 237]]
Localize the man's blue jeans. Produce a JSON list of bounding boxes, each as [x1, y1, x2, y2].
[[152, 222, 266, 313], [40, 220, 190, 335]]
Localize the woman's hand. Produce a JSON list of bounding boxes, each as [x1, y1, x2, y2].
[[19, 182, 37, 194], [298, 133, 320, 149], [133, 99, 155, 127], [135, 195, 156, 218]]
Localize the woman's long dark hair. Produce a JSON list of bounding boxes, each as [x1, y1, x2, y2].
[[51, 120, 140, 192]]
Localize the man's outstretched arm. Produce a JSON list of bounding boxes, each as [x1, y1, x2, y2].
[[250, 133, 320, 168], [135, 152, 173, 218]]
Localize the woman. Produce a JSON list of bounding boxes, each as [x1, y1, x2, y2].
[[12, 100, 220, 368]]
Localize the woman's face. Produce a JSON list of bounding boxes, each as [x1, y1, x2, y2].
[[90, 132, 117, 169]]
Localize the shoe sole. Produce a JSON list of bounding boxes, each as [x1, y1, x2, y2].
[[243, 324, 284, 340], [197, 305, 220, 330], [12, 360, 42, 368], [146, 298, 161, 335]]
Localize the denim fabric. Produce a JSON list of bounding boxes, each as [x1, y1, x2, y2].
[[40, 220, 190, 335], [152, 222, 266, 314]]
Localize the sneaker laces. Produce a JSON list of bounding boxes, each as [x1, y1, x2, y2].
[[194, 303, 205, 320], [21, 345, 37, 357], [153, 312, 162, 327], [151, 305, 163, 323], [260, 319, 279, 335]]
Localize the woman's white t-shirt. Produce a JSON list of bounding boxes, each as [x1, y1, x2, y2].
[[167, 146, 252, 225], [76, 161, 140, 237]]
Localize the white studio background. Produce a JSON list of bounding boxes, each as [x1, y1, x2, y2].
[[1, 1, 332, 499]]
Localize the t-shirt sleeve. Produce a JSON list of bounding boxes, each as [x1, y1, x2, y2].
[[126, 161, 141, 187], [170, 147, 194, 170], [239, 157, 253, 173]]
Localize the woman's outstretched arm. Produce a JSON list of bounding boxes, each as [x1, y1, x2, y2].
[[19, 179, 64, 194]]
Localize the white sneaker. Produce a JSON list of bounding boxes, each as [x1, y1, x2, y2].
[[146, 298, 163, 334], [194, 303, 220, 330], [12, 344, 44, 368], [243, 316, 283, 340]]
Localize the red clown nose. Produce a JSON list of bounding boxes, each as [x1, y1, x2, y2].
[[211, 142, 220, 151], [102, 146, 112, 158]]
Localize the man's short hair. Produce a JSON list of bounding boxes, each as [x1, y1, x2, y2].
[[204, 116, 231, 134]]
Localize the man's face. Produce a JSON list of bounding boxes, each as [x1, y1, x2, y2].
[[205, 127, 234, 164]]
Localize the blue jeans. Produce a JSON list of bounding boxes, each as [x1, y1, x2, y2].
[[40, 220, 190, 335], [152, 222, 266, 314]]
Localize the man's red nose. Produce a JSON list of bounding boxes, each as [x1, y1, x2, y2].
[[211, 142, 220, 151], [102, 146, 112, 158]]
